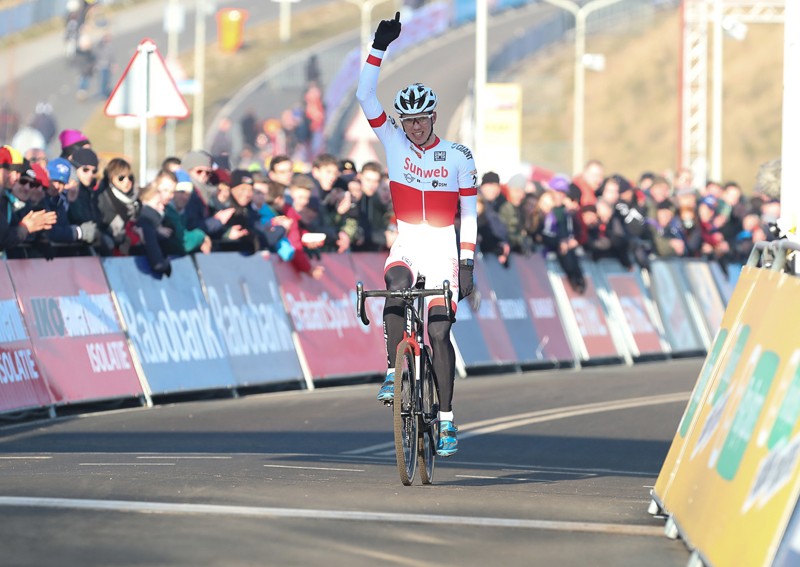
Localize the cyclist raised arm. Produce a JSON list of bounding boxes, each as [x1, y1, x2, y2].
[[356, 12, 478, 457]]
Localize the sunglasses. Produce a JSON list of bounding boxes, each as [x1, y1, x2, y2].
[[194, 168, 213, 176], [117, 174, 134, 182], [399, 113, 433, 125], [80, 166, 97, 174], [19, 177, 41, 188]]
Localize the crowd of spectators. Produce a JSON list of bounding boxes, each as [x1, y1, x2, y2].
[[0, 129, 399, 281], [0, 125, 781, 290], [474, 159, 782, 293]]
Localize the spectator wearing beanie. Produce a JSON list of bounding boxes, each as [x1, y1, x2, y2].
[[0, 151, 55, 251], [43, 157, 91, 249], [182, 149, 216, 204], [58, 129, 91, 160], [478, 171, 506, 212], [66, 147, 106, 252]]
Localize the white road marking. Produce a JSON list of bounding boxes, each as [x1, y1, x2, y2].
[[79, 463, 176, 466], [263, 464, 365, 472], [344, 391, 690, 456], [136, 456, 232, 460], [0, 456, 51, 459], [0, 496, 665, 537]]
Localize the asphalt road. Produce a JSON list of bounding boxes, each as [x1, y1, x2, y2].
[[0, 359, 700, 566]]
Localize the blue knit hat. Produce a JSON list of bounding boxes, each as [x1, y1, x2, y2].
[[47, 157, 73, 184]]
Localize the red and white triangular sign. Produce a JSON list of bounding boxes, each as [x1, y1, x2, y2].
[[104, 38, 190, 119]]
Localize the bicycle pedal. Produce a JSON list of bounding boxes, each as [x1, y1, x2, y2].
[[382, 399, 393, 407]]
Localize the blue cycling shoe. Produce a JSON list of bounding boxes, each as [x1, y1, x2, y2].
[[437, 420, 458, 456], [377, 373, 394, 403]]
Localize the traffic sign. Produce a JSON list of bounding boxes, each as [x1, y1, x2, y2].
[[104, 38, 190, 119]]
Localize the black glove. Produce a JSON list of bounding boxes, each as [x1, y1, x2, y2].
[[458, 259, 474, 301], [372, 11, 401, 51]]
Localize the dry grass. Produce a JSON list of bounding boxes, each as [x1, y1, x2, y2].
[[515, 8, 783, 191]]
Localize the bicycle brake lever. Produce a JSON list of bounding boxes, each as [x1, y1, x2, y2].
[[356, 281, 370, 325], [443, 280, 452, 321]]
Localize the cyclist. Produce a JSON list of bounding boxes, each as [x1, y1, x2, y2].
[[356, 12, 477, 457]]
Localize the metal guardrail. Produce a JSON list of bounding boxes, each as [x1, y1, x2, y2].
[[746, 239, 800, 273]]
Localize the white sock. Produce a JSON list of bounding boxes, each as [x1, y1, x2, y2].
[[439, 410, 454, 423], [386, 368, 394, 380]]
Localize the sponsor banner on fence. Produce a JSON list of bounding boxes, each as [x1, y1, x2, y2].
[[194, 253, 303, 387], [680, 259, 726, 341], [513, 255, 574, 364], [103, 256, 237, 395], [0, 262, 52, 413], [709, 261, 738, 305], [7, 257, 142, 404], [451, 256, 517, 368], [348, 250, 388, 364], [596, 261, 667, 357], [652, 264, 764, 508], [481, 254, 572, 365], [648, 260, 705, 353], [659, 266, 800, 567], [275, 253, 385, 380], [547, 259, 621, 361]]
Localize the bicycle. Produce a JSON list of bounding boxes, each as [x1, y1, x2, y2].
[[356, 276, 453, 486]]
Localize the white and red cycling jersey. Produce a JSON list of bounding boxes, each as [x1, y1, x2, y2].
[[356, 47, 478, 310]]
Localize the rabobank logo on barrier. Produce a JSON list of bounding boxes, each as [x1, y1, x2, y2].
[[103, 256, 237, 395], [195, 253, 303, 386]]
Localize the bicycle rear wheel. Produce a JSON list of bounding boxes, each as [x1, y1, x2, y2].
[[417, 346, 438, 485], [394, 341, 418, 486]]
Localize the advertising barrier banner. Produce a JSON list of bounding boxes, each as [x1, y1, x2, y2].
[[648, 260, 705, 353], [0, 262, 52, 413], [680, 259, 726, 341], [104, 256, 237, 395], [451, 256, 517, 368], [710, 261, 738, 305], [194, 253, 304, 387], [547, 259, 621, 362], [596, 261, 667, 357], [7, 257, 142, 404], [652, 264, 764, 509], [481, 254, 573, 365], [658, 266, 798, 567], [275, 253, 385, 380], [513, 255, 574, 364]]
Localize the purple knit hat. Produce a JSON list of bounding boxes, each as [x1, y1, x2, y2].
[[59, 129, 89, 150]]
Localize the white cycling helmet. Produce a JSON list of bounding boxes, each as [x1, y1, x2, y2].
[[394, 83, 438, 115]]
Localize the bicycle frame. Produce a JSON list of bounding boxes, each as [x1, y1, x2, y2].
[[356, 278, 452, 485]]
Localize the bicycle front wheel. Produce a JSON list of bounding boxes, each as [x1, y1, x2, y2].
[[417, 346, 438, 484], [394, 340, 418, 486]]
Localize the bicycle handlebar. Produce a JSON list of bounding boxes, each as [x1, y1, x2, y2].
[[356, 280, 453, 326]]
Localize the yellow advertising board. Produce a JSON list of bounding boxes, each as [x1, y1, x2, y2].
[[651, 265, 765, 509], [661, 271, 800, 566]]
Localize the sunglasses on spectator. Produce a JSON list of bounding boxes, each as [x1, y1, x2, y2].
[[117, 174, 134, 182], [193, 168, 213, 176], [399, 113, 433, 125], [80, 166, 97, 174], [19, 177, 41, 188]]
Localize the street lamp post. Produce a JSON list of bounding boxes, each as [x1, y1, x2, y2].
[[541, 0, 624, 174], [192, 0, 216, 150]]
